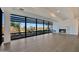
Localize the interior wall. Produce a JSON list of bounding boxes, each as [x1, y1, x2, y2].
[[53, 22, 59, 33], [53, 19, 78, 35]]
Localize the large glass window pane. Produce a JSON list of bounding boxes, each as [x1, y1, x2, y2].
[[37, 19, 43, 35], [10, 14, 53, 40], [44, 21, 48, 34], [10, 15, 25, 40], [26, 18, 36, 37]]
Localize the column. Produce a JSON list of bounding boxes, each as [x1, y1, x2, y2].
[[3, 12, 11, 44]]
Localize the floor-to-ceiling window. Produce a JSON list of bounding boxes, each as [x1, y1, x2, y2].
[[44, 21, 49, 34], [26, 17, 36, 37], [10, 14, 53, 40], [37, 19, 43, 35], [10, 14, 25, 40]]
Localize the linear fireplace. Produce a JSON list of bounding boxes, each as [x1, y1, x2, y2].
[[59, 29, 66, 33]]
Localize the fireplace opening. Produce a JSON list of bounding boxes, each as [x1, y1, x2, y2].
[[59, 29, 66, 33]]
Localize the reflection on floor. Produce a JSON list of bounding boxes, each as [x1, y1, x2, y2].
[[0, 33, 79, 52]]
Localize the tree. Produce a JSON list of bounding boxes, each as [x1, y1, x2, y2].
[[11, 22, 20, 33]]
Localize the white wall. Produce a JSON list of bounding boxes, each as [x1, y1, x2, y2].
[[53, 22, 59, 33], [53, 19, 79, 35]]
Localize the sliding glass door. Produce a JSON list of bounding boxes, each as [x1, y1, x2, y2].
[[26, 18, 36, 37], [10, 14, 25, 40], [10, 14, 53, 40], [37, 19, 43, 35], [44, 21, 49, 34]]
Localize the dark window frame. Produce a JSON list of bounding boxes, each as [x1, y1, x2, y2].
[[10, 14, 53, 40]]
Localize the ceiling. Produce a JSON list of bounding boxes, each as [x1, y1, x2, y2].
[[2, 7, 79, 22]]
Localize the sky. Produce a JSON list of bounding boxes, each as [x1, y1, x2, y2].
[[20, 23, 48, 28]]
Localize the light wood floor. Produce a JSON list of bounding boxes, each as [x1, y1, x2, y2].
[[0, 33, 79, 52]]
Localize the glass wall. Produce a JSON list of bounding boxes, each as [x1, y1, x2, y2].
[[10, 14, 25, 40], [37, 19, 43, 35], [26, 18, 36, 37], [44, 21, 49, 34], [10, 14, 53, 40]]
